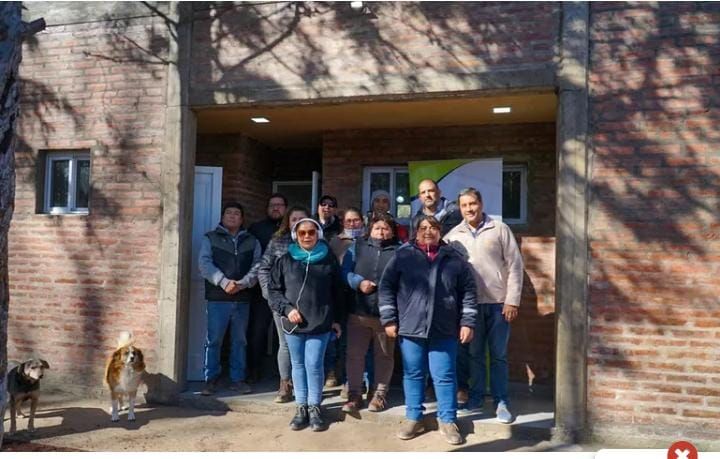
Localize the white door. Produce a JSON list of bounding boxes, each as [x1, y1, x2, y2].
[[187, 166, 222, 381]]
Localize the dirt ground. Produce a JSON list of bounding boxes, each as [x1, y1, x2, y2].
[[1, 395, 587, 452]]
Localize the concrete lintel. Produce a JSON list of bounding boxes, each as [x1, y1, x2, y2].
[[154, 2, 196, 404], [21, 2, 169, 27], [189, 65, 557, 107], [553, 1, 590, 444]]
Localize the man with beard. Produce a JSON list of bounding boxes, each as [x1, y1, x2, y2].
[[246, 193, 288, 382]]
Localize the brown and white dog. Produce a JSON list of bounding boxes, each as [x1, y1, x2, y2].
[[6, 358, 50, 433], [105, 331, 145, 422]]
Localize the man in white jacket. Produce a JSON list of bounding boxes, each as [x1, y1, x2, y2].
[[443, 187, 524, 424]]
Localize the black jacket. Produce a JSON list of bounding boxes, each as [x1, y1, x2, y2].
[[342, 237, 400, 317], [268, 243, 345, 334], [410, 197, 462, 239], [378, 242, 477, 339], [312, 214, 342, 242], [249, 217, 281, 252]]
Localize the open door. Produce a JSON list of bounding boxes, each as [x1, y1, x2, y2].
[[187, 166, 222, 381]]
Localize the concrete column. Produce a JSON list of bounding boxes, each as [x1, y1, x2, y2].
[[153, 2, 196, 403], [553, 2, 590, 443]]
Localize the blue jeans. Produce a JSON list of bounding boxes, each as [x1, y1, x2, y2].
[[399, 336, 458, 423], [204, 301, 250, 383], [458, 303, 510, 406], [286, 332, 332, 406]]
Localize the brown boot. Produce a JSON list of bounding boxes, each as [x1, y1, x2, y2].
[[274, 379, 293, 403], [439, 421, 463, 445], [341, 393, 363, 414], [457, 388, 469, 405], [367, 391, 387, 412], [396, 419, 425, 440], [324, 370, 339, 388]]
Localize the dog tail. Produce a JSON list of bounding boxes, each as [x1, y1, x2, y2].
[[117, 331, 135, 348]]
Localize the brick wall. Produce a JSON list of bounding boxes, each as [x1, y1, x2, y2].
[[588, 2, 720, 441], [190, 2, 559, 104], [323, 123, 557, 383], [196, 135, 274, 225], [10, 14, 170, 389]]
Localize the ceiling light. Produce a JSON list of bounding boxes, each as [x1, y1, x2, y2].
[[492, 106, 512, 114], [350, 1, 364, 10], [251, 117, 270, 123]]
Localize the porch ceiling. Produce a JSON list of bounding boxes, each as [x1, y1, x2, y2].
[[195, 92, 557, 148]]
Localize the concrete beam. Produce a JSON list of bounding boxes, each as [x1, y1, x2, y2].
[[152, 2, 196, 404], [189, 65, 557, 107], [553, 1, 590, 444]]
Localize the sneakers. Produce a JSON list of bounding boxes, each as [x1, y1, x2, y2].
[[324, 370, 339, 388], [289, 404, 309, 430], [457, 388, 469, 405], [200, 380, 217, 396], [308, 405, 326, 432], [341, 393, 363, 414], [460, 399, 483, 414], [228, 380, 252, 394], [439, 421, 463, 445], [396, 419, 425, 440], [274, 379, 293, 403], [367, 391, 387, 412], [495, 402, 514, 424]]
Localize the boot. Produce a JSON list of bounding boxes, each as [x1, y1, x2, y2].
[[396, 419, 424, 440], [324, 370, 339, 388], [289, 404, 308, 430], [308, 405, 326, 432], [339, 382, 349, 401], [274, 379, 293, 403], [439, 421, 463, 445], [200, 379, 217, 396], [341, 393, 363, 414], [367, 390, 387, 412]]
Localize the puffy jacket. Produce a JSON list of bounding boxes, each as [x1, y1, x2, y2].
[[342, 237, 400, 317], [378, 242, 477, 339], [198, 225, 261, 302], [255, 233, 292, 300], [268, 241, 345, 334]]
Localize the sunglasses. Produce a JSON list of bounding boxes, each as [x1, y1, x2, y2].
[[297, 229, 317, 238], [320, 202, 336, 208]]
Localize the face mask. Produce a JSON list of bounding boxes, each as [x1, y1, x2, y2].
[[344, 228, 365, 239]]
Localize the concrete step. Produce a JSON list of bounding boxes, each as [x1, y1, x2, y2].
[[179, 380, 554, 440]]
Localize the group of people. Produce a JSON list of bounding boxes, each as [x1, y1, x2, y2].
[[198, 178, 524, 445]]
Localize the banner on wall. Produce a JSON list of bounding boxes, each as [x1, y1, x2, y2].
[[408, 158, 503, 221]]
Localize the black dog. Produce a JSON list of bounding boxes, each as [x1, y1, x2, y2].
[[6, 359, 50, 433]]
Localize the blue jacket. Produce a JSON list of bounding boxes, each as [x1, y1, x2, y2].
[[378, 242, 478, 339]]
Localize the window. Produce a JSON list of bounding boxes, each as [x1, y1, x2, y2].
[[44, 151, 90, 214], [502, 165, 527, 225], [362, 163, 528, 225], [362, 167, 411, 224]]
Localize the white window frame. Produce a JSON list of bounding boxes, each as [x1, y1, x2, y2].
[[502, 164, 528, 225], [44, 152, 90, 215], [362, 166, 411, 223], [362, 163, 528, 225]]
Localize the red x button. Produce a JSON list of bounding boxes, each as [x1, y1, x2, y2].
[[668, 441, 698, 459]]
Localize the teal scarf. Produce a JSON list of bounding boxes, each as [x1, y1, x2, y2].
[[288, 240, 329, 264]]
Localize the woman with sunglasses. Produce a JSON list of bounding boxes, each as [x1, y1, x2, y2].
[[256, 205, 310, 403], [378, 215, 477, 445], [268, 218, 344, 432]]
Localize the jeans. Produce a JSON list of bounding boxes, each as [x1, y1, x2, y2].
[[457, 303, 510, 406], [204, 301, 250, 383], [286, 332, 332, 406], [272, 312, 292, 380], [399, 335, 458, 423]]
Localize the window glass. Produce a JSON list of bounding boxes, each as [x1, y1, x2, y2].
[[369, 172, 390, 198], [394, 171, 411, 219], [502, 169, 522, 220], [76, 159, 90, 208], [50, 159, 69, 208]]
